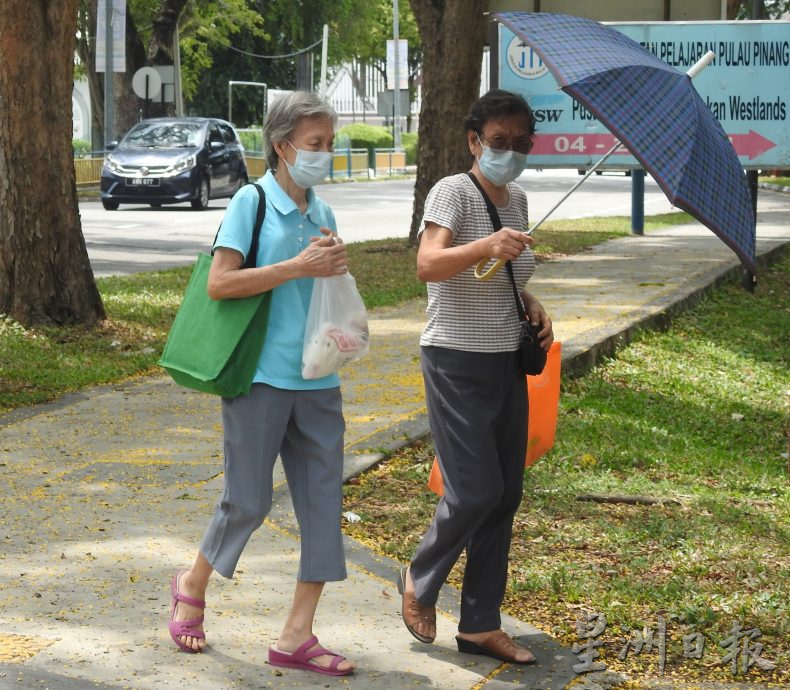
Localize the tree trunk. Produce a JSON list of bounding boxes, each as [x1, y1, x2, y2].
[[408, 0, 489, 244], [148, 0, 189, 64], [0, 0, 105, 326]]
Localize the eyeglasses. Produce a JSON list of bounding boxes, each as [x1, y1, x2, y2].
[[478, 133, 534, 155]]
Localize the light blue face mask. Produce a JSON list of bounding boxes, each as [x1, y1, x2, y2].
[[476, 135, 528, 186], [285, 142, 333, 189]]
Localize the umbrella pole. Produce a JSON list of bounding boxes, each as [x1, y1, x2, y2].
[[527, 50, 717, 238], [527, 139, 622, 236]]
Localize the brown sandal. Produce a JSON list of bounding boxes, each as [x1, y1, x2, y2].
[[396, 566, 436, 644], [456, 630, 536, 665]]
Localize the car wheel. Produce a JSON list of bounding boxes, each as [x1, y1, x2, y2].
[[149, 202, 162, 208], [191, 177, 210, 210], [102, 199, 120, 210]]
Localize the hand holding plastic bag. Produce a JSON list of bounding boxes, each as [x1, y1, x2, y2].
[[302, 272, 369, 379]]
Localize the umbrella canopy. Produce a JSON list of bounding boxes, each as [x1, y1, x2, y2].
[[495, 12, 756, 271]]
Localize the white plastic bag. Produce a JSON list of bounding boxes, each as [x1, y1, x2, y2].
[[301, 272, 369, 380]]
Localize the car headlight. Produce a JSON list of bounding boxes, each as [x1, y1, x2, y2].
[[103, 153, 121, 172], [166, 155, 196, 175]]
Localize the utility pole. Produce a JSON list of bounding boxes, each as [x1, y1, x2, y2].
[[319, 24, 329, 97], [742, 0, 765, 292], [174, 22, 184, 117], [392, 0, 401, 149], [103, 0, 114, 148]]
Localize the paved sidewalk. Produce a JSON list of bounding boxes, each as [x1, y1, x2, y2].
[[0, 190, 787, 690]]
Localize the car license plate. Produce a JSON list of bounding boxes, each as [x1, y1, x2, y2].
[[127, 177, 159, 186]]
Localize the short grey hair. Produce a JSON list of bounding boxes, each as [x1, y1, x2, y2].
[[263, 91, 338, 171]]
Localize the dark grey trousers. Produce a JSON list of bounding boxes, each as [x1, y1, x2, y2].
[[411, 346, 527, 634], [200, 383, 347, 582]]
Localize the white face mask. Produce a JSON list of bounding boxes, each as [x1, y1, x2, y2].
[[476, 134, 528, 186], [285, 142, 333, 189]]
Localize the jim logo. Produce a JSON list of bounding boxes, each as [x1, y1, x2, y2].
[[507, 38, 548, 79]]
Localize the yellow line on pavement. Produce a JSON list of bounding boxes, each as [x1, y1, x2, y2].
[[470, 662, 509, 689]]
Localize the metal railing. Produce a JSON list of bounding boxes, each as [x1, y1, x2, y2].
[[373, 148, 407, 176], [330, 148, 369, 179], [75, 148, 408, 186], [74, 157, 106, 186]]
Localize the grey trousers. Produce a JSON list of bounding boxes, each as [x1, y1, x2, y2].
[[200, 383, 347, 582], [411, 346, 527, 634]]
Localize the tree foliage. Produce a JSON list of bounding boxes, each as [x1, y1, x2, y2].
[[187, 0, 418, 126], [731, 0, 790, 17]]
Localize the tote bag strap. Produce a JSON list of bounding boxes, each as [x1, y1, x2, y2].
[[466, 172, 527, 324], [211, 183, 266, 268]]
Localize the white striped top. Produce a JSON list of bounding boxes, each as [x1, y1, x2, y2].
[[419, 173, 536, 353]]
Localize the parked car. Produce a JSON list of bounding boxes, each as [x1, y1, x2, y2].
[[577, 168, 632, 177], [100, 117, 248, 210]]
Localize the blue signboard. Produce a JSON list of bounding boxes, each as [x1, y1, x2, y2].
[[498, 20, 790, 169]]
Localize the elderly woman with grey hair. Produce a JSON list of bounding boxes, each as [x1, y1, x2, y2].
[[167, 91, 355, 676]]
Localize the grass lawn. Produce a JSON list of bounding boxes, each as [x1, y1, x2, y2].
[[760, 176, 790, 188], [0, 212, 690, 413], [342, 252, 790, 685]]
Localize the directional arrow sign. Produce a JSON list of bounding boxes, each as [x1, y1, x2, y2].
[[530, 131, 777, 163], [727, 130, 777, 160]]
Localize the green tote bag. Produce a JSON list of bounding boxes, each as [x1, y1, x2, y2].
[[158, 184, 271, 397]]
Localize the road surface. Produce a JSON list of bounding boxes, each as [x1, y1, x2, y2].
[[81, 169, 678, 276]]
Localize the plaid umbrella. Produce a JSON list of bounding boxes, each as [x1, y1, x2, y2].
[[495, 12, 756, 271]]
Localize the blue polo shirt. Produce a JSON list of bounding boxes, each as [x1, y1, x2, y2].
[[213, 171, 340, 390]]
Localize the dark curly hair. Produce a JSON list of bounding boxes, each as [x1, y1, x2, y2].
[[463, 89, 536, 139]]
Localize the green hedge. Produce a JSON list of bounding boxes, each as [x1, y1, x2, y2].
[[72, 139, 92, 157], [238, 129, 263, 153], [401, 131, 418, 165], [335, 124, 394, 166]]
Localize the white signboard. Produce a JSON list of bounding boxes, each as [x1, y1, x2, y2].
[[386, 39, 408, 90], [96, 0, 127, 72]]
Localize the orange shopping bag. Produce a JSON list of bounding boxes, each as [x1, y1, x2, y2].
[[427, 341, 562, 496]]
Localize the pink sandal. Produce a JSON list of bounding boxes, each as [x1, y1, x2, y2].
[[268, 635, 353, 676], [168, 570, 206, 653]]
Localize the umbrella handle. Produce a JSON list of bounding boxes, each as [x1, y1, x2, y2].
[[475, 257, 506, 281]]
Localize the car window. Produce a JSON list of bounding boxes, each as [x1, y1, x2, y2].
[[220, 125, 237, 144], [121, 122, 203, 148], [209, 126, 224, 145]]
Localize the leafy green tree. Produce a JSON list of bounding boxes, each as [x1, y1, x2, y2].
[[186, 0, 400, 127], [728, 0, 790, 17], [76, 0, 264, 141]]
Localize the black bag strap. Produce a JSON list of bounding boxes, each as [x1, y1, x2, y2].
[[211, 183, 266, 269], [466, 172, 528, 324]]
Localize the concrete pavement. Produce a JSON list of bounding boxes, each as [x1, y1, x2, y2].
[[0, 189, 787, 690]]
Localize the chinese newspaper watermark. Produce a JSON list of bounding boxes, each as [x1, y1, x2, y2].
[[571, 613, 777, 677]]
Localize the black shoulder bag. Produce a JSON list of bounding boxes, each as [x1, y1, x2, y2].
[[466, 172, 547, 376]]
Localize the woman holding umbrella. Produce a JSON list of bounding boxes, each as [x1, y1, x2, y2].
[[398, 89, 553, 664]]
